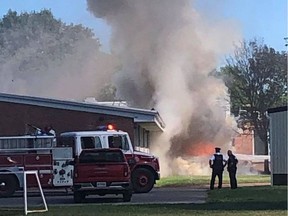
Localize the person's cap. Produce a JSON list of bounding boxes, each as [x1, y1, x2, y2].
[[215, 147, 221, 151]]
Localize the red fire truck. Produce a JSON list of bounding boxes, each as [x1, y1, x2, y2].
[[0, 125, 160, 197]]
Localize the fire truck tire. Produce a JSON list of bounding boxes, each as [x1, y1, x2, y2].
[[0, 174, 18, 197], [123, 191, 132, 202], [73, 191, 85, 203], [132, 168, 154, 193]]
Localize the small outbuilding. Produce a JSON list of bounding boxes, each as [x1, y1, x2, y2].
[[268, 106, 287, 185]]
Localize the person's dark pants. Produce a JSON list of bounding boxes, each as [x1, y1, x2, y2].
[[210, 170, 223, 190], [228, 170, 237, 189]]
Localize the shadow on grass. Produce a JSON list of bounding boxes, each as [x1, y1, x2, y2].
[[137, 185, 288, 212], [0, 209, 23, 216], [1, 201, 286, 216], [192, 201, 286, 211], [139, 201, 287, 212]]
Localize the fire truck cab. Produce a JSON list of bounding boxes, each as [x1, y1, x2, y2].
[[59, 125, 160, 193]]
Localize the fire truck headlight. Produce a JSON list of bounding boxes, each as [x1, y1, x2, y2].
[[134, 156, 140, 162]]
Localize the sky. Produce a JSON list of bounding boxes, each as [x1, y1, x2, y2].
[[0, 0, 287, 52]]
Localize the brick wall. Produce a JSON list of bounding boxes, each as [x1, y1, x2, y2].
[[232, 130, 253, 155], [0, 101, 135, 142]]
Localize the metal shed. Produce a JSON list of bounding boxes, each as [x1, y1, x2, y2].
[[268, 106, 287, 185]]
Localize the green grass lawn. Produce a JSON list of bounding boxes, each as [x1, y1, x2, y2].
[[155, 174, 271, 187], [1, 175, 286, 216]]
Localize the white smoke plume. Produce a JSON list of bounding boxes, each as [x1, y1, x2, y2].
[[87, 0, 241, 176]]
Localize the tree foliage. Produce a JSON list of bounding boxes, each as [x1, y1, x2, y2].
[[0, 9, 99, 60], [220, 39, 287, 154], [0, 9, 116, 99]]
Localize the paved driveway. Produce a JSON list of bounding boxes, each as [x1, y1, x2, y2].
[[0, 187, 208, 207]]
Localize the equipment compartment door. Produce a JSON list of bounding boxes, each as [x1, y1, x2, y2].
[[52, 148, 74, 187]]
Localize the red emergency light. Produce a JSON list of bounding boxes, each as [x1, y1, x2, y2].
[[107, 124, 114, 130], [96, 124, 116, 131]]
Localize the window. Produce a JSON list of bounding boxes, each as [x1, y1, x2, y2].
[[58, 136, 76, 156], [81, 137, 95, 149], [143, 130, 149, 148], [58, 136, 75, 147], [139, 127, 143, 147], [121, 135, 130, 151], [136, 127, 149, 148], [95, 136, 102, 148], [108, 135, 130, 151]]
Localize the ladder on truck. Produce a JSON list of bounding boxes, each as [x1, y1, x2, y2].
[[0, 135, 55, 150]]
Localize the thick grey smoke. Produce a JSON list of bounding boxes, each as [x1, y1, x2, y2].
[[88, 0, 241, 176]]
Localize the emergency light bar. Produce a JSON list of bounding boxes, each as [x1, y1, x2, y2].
[[96, 124, 115, 131]]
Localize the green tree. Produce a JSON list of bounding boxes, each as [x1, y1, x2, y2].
[[0, 9, 99, 60], [0, 9, 112, 99], [220, 39, 287, 154]]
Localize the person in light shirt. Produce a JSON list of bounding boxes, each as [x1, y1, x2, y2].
[[43, 125, 56, 146], [43, 125, 56, 136], [209, 147, 227, 190]]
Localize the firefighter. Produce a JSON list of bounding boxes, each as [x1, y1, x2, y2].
[[227, 150, 238, 189], [43, 125, 56, 136], [43, 125, 56, 146], [209, 147, 227, 190]]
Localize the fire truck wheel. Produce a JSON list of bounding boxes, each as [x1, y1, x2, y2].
[[123, 191, 132, 202], [73, 191, 85, 203], [0, 174, 18, 197], [132, 168, 154, 193]]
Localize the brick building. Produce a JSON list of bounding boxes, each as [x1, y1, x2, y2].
[[0, 93, 165, 149]]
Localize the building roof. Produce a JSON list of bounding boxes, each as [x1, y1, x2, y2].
[[0, 93, 165, 131], [268, 106, 288, 114]]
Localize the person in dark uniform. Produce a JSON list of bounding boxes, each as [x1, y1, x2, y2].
[[227, 150, 238, 189], [209, 147, 227, 190]]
